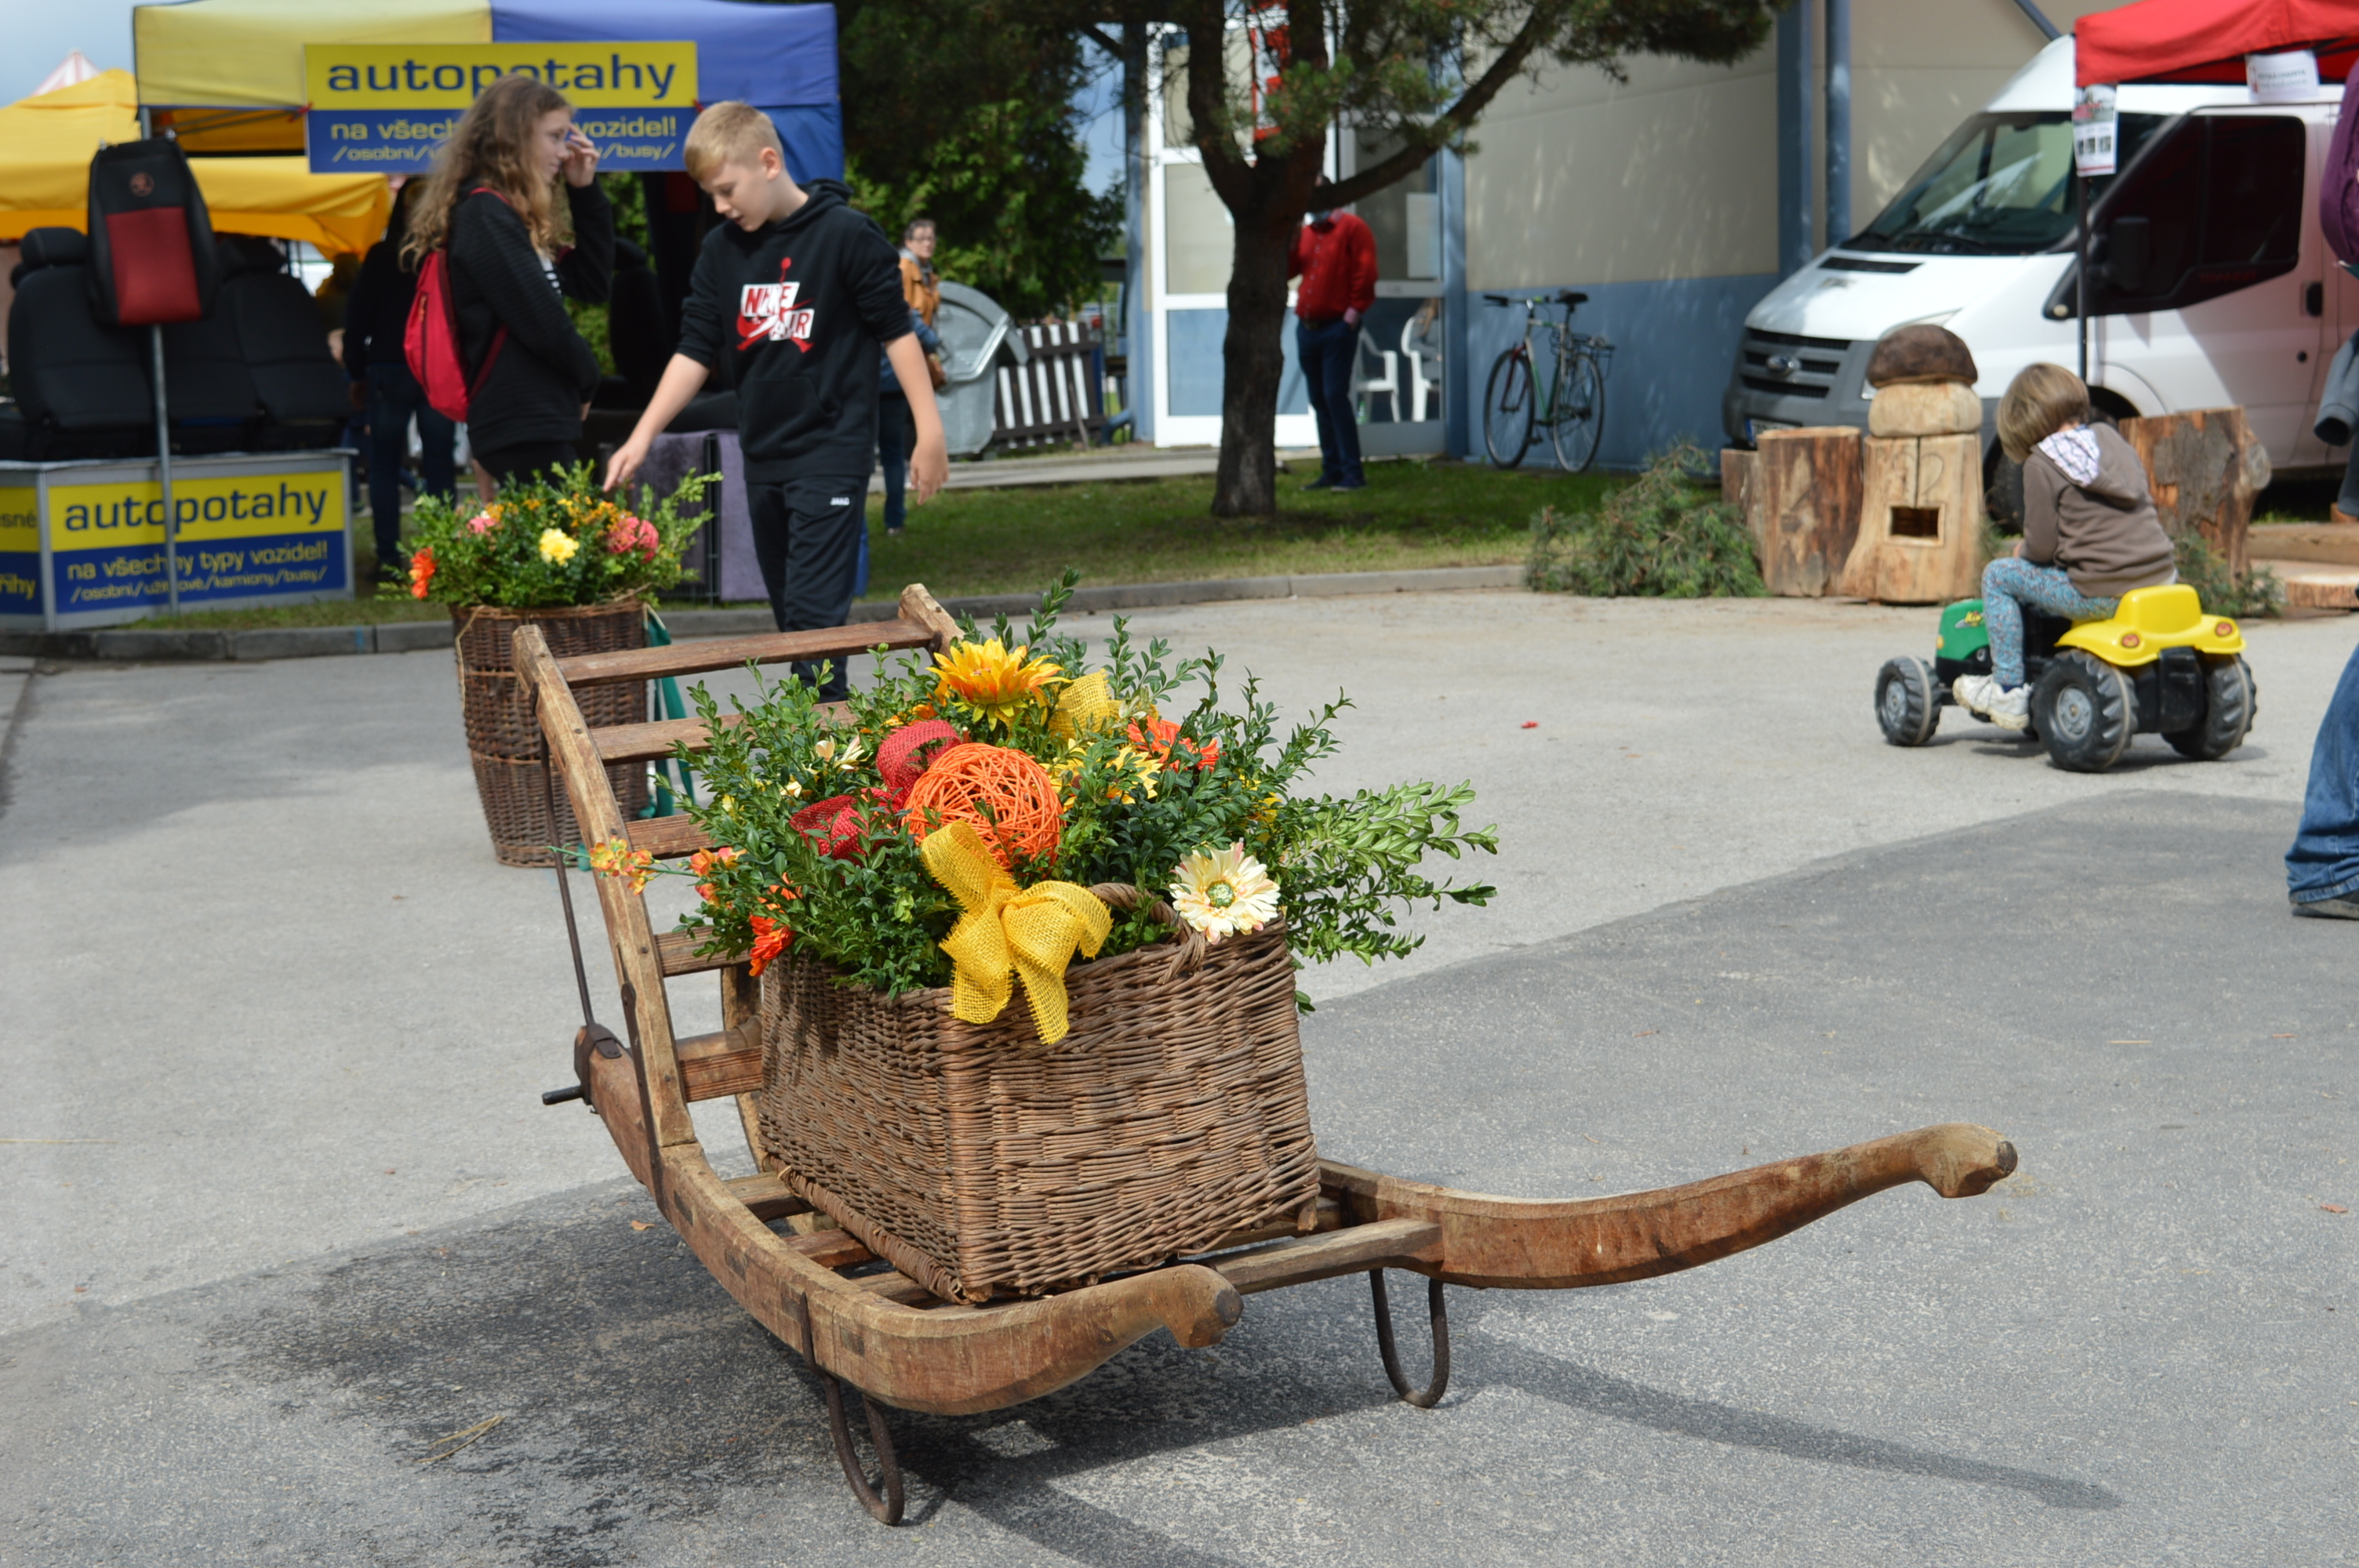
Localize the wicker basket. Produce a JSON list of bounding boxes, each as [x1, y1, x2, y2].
[[756, 891, 1321, 1305], [453, 602, 649, 866]]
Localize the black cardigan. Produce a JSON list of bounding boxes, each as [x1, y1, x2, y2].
[[447, 180, 613, 456]]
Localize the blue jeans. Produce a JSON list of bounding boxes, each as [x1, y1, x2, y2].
[[1980, 557, 2117, 688], [1296, 317, 1363, 485], [878, 391, 914, 532], [2288, 638, 2359, 902], [363, 362, 456, 567]]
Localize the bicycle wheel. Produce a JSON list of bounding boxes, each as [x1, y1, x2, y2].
[[1483, 349, 1535, 470], [1548, 351, 1607, 473]]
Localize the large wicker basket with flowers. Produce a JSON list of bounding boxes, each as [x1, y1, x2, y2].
[[616, 576, 1496, 1304], [406, 464, 712, 866]]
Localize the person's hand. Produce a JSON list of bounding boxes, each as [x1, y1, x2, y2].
[[561, 125, 600, 188], [909, 429, 949, 506], [2011, 540, 2024, 558], [1343, 307, 1362, 327], [605, 436, 650, 492]]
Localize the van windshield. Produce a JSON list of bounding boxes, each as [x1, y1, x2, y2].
[[1848, 111, 2168, 255]]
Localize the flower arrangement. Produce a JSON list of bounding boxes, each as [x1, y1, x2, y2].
[[402, 463, 714, 607], [600, 574, 1497, 1041]]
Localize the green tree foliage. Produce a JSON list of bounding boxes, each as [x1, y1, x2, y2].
[[1526, 441, 1766, 597], [834, 1, 1118, 320]]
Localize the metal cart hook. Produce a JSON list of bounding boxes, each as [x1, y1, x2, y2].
[[820, 1370, 906, 1525], [1369, 1269, 1450, 1408]]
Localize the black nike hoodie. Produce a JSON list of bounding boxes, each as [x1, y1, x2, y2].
[[674, 179, 913, 484]]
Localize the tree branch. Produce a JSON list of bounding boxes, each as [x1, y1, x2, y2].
[[1325, 9, 1570, 209]]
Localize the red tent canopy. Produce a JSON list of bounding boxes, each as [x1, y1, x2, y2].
[[2076, 0, 2359, 86]]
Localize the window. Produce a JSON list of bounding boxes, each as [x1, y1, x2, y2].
[[1852, 111, 2168, 256], [2084, 114, 2303, 314]]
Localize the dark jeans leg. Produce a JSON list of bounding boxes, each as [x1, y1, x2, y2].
[[2288, 637, 2359, 902], [364, 366, 407, 567], [1296, 318, 1363, 485], [878, 393, 913, 532], [747, 481, 867, 699]]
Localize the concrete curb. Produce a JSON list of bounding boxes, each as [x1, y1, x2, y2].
[[0, 564, 1525, 663]]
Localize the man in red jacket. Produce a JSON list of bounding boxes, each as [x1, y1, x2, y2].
[[1288, 176, 1378, 490]]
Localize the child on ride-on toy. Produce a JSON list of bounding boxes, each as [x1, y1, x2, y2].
[[1954, 364, 2177, 729]]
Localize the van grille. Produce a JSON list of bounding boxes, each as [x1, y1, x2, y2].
[[1738, 328, 1856, 401]]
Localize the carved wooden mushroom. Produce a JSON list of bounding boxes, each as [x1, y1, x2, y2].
[[1841, 325, 1987, 602]]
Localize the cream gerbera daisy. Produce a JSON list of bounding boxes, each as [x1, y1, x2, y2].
[[1169, 843, 1280, 943]]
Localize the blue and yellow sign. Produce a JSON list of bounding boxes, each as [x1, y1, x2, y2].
[[0, 458, 353, 630], [304, 42, 699, 174]]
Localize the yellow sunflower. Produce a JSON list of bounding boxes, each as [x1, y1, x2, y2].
[[932, 639, 1061, 724], [1169, 843, 1280, 944]]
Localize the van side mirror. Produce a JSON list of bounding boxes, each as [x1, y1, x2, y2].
[[2103, 216, 2151, 294]]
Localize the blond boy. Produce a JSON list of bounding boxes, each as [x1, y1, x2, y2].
[[605, 103, 946, 695]]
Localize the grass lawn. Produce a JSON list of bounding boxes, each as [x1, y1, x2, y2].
[[122, 456, 1623, 630]]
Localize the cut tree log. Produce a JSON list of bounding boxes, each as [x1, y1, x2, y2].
[[1756, 426, 1863, 597], [1842, 433, 1986, 604], [2118, 407, 2270, 578], [1721, 447, 1758, 543]]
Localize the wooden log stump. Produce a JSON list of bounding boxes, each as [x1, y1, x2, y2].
[[1755, 426, 1863, 597], [1841, 433, 1986, 604], [2118, 407, 2270, 577], [1721, 447, 1759, 543]]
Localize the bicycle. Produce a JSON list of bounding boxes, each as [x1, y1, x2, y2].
[[1481, 291, 1612, 473]]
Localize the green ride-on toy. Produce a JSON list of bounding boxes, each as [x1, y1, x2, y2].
[[1874, 583, 2256, 772]]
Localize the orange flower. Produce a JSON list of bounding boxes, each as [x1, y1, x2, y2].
[[747, 895, 798, 977], [1126, 716, 1221, 771], [407, 546, 437, 601], [586, 837, 654, 892], [688, 844, 740, 906]]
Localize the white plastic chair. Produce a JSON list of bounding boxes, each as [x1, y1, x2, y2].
[[1402, 314, 1443, 423], [1352, 328, 1400, 423]]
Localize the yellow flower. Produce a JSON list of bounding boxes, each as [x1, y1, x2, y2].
[[1169, 843, 1280, 944], [538, 528, 579, 564], [932, 639, 1061, 724]]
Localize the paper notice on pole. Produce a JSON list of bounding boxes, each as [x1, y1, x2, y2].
[[2248, 49, 2320, 103], [2073, 85, 2118, 176]]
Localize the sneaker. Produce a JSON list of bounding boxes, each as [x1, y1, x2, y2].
[[1333, 476, 1367, 492], [1303, 475, 1339, 491], [2291, 892, 2359, 920], [1953, 673, 2030, 731]]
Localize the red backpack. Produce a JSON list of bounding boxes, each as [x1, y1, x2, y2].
[[404, 188, 509, 421]]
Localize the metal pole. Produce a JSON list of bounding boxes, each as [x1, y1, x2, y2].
[[1776, 2, 1816, 277], [1826, 0, 1852, 245], [151, 324, 179, 615], [2076, 175, 2089, 382]]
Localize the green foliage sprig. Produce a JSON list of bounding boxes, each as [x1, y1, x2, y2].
[[671, 570, 1496, 1006], [2172, 529, 2283, 619], [402, 462, 712, 608], [1527, 441, 1766, 598]]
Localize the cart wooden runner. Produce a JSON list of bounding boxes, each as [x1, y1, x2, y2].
[[517, 584, 2018, 1525]]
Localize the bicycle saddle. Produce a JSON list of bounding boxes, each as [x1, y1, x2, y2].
[[1558, 291, 1589, 307]]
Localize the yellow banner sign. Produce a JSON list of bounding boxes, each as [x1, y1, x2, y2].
[[305, 42, 698, 109]]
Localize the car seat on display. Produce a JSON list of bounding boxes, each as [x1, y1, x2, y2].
[[0, 227, 156, 461], [216, 235, 350, 448]]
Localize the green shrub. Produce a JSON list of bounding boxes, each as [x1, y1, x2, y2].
[[2172, 530, 2283, 619], [1525, 441, 1766, 598]]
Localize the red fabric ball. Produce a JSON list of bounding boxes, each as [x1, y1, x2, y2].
[[877, 718, 964, 795], [900, 742, 1063, 868]]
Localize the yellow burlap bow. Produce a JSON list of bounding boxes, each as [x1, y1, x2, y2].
[[1048, 670, 1121, 740], [921, 821, 1111, 1044]]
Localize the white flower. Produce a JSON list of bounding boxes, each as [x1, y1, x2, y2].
[[1168, 843, 1280, 944]]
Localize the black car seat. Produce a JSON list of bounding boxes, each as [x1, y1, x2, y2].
[[158, 237, 271, 452], [2, 227, 155, 460], [217, 235, 349, 448]]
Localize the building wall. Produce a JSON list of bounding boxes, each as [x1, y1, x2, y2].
[[1448, 0, 2130, 463]]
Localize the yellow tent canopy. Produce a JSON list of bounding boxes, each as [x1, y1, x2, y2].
[[0, 71, 392, 256]]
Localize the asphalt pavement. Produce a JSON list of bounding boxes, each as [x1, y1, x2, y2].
[[2, 593, 2354, 1564]]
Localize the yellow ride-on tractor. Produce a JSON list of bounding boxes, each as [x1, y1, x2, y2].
[[1875, 583, 2255, 772]]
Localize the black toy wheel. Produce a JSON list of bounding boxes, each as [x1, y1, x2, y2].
[[2032, 649, 2138, 771], [2164, 654, 2258, 760], [1874, 656, 1942, 746]]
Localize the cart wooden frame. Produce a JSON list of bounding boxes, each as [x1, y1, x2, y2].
[[516, 586, 2018, 1524]]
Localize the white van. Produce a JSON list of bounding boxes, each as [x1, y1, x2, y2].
[[1722, 35, 2348, 506]]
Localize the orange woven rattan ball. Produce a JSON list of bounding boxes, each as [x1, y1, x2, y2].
[[900, 742, 1063, 868]]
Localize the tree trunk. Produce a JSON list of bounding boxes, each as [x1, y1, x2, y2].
[[1211, 202, 1299, 517]]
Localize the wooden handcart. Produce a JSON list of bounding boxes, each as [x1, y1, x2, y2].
[[517, 587, 2018, 1525]]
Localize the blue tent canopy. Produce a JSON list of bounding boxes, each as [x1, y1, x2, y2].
[[491, 0, 843, 180]]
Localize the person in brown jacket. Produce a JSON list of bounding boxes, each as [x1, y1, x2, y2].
[[1954, 363, 2177, 730]]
